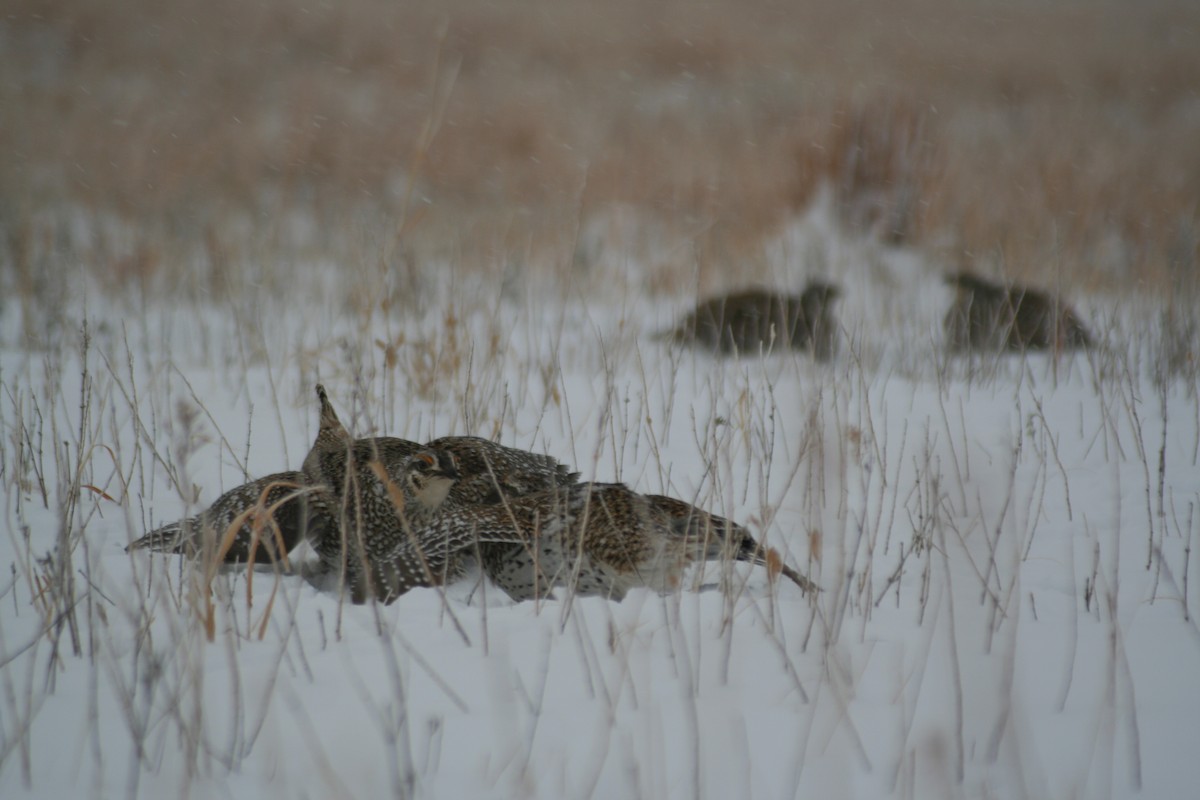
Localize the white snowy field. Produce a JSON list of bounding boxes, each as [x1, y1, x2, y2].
[[1, 212, 1198, 800]]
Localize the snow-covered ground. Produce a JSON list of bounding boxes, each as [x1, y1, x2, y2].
[[2, 209, 1198, 799]]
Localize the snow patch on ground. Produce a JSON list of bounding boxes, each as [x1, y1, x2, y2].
[[2, 211, 1197, 798]]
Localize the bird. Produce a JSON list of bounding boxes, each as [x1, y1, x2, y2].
[[300, 384, 579, 602], [126, 472, 336, 565], [127, 384, 578, 602], [380, 451, 820, 603], [661, 282, 841, 359], [342, 447, 468, 602], [944, 271, 1092, 353]]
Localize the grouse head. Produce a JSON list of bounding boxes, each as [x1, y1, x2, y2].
[[403, 449, 461, 510]]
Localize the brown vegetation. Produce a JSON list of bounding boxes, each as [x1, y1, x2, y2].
[[2, 0, 1198, 296]]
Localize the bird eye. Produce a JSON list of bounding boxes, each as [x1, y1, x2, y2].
[[415, 452, 436, 469]]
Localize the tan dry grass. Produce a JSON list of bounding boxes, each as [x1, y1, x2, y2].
[[2, 0, 1198, 294]]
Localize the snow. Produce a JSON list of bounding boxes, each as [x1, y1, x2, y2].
[[2, 209, 1198, 799]]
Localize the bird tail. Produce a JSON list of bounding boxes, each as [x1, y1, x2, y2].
[[648, 493, 819, 594], [732, 534, 820, 595], [127, 520, 196, 555], [314, 384, 353, 446]]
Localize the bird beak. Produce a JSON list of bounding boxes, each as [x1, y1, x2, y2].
[[435, 452, 460, 481]]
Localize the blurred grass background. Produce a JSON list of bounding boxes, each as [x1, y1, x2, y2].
[[2, 0, 1198, 300]]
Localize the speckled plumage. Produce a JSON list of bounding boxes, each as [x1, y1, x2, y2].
[[129, 385, 577, 601], [302, 385, 579, 602], [387, 462, 820, 602], [126, 471, 335, 564], [642, 493, 817, 594], [664, 282, 841, 359], [944, 272, 1092, 353]]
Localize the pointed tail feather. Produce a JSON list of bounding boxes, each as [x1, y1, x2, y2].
[[733, 534, 819, 594], [763, 548, 821, 595], [646, 493, 819, 593], [128, 474, 318, 564], [127, 521, 196, 555]]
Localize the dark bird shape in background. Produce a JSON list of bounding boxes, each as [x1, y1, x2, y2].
[[662, 281, 841, 360], [944, 271, 1092, 353]]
